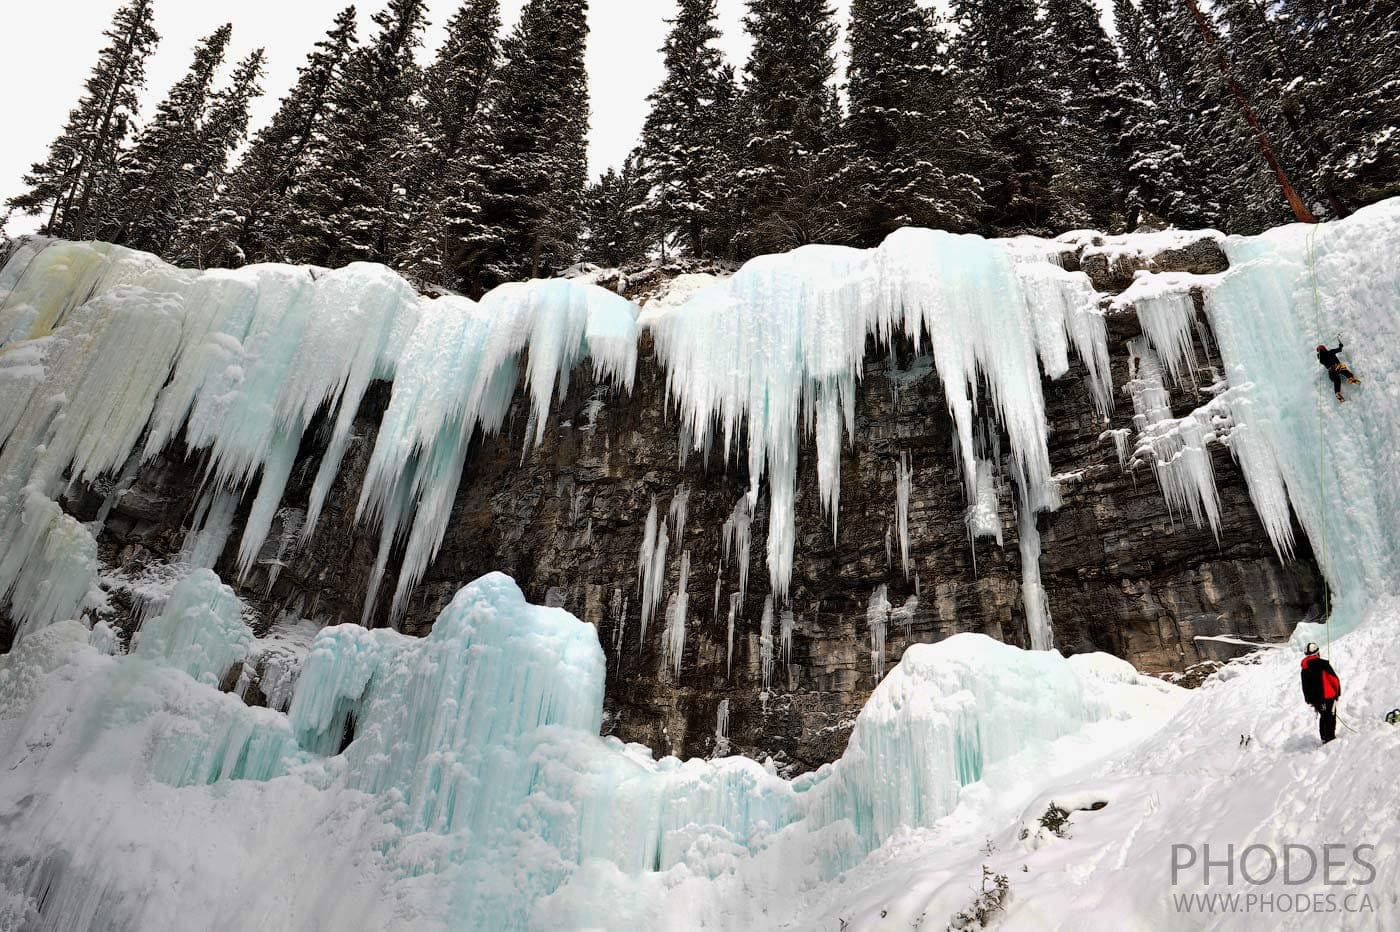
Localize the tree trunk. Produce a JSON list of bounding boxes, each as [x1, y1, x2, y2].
[[1183, 0, 1318, 224]]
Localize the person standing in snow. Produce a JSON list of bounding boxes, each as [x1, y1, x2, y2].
[[1300, 643, 1342, 743], [1316, 338, 1362, 402]]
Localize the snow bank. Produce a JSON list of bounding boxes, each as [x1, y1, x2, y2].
[[0, 570, 1179, 930]]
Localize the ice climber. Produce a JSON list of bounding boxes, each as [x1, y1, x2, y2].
[[1300, 643, 1342, 744], [1316, 338, 1362, 402]]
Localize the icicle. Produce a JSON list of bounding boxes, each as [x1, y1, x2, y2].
[[965, 458, 1003, 544], [1125, 338, 1222, 536], [667, 484, 690, 546], [759, 595, 775, 693], [891, 595, 919, 639], [866, 584, 891, 680], [180, 487, 241, 570], [662, 550, 690, 678], [721, 495, 754, 598], [779, 607, 795, 673], [1015, 481, 1054, 651], [895, 451, 913, 578], [713, 698, 731, 757], [1116, 274, 1208, 388], [726, 592, 740, 679], [609, 588, 625, 665], [637, 497, 669, 646]]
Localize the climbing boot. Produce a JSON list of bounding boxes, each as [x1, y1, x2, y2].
[[1348, 377, 1362, 384], [1335, 392, 1346, 403]]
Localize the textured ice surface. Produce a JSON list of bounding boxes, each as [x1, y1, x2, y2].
[[1204, 202, 1400, 633], [4, 205, 1400, 930], [648, 230, 1113, 600], [0, 240, 637, 636], [0, 570, 1176, 931], [132, 569, 252, 687]]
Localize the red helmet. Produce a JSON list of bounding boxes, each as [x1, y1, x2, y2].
[[1316, 344, 1327, 352]]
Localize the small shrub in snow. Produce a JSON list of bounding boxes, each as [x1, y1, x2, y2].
[[947, 866, 1011, 931]]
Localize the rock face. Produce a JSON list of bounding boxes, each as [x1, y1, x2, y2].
[[41, 235, 1322, 774]]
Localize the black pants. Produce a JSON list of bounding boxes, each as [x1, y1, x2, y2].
[[1316, 700, 1337, 743], [1329, 366, 1355, 393]]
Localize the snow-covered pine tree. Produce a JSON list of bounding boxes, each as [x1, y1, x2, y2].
[[1111, 0, 1220, 227], [99, 24, 232, 252], [6, 0, 160, 240], [952, 0, 1092, 234], [283, 0, 429, 267], [843, 0, 983, 244], [634, 0, 732, 258], [169, 49, 268, 267], [1042, 0, 1133, 230], [582, 154, 649, 267], [398, 0, 501, 287], [1138, 0, 1311, 231], [6, 0, 159, 240], [469, 0, 589, 290], [169, 6, 358, 268], [732, 0, 844, 255], [1280, 0, 1400, 212]]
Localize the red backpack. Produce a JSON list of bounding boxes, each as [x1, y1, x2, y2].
[[1321, 668, 1341, 700]]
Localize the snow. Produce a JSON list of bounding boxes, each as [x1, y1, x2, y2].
[[0, 571, 1186, 931], [3, 203, 1400, 930]]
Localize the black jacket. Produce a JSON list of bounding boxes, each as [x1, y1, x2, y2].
[[1300, 654, 1342, 705], [1317, 342, 1344, 369]]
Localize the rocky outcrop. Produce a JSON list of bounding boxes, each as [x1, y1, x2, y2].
[[1078, 234, 1230, 293], [68, 233, 1323, 775]]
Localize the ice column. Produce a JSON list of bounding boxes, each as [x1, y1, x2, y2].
[[662, 550, 690, 677], [895, 451, 913, 577], [866, 584, 891, 679]]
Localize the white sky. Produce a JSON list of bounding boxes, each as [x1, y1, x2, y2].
[[0, 0, 780, 235], [1, 1, 1111, 237]]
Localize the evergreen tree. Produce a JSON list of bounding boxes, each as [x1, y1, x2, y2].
[[1280, 0, 1400, 211], [582, 154, 649, 266], [733, 0, 843, 255], [283, 0, 429, 267], [469, 0, 590, 290], [634, 0, 732, 257], [1138, 0, 1302, 231], [954, 0, 1119, 234], [692, 64, 745, 260], [399, 0, 501, 286], [1041, 0, 1134, 229], [171, 6, 358, 267], [1111, 0, 1220, 226], [169, 49, 267, 266], [100, 24, 233, 251], [6, 0, 159, 239], [843, 0, 983, 244]]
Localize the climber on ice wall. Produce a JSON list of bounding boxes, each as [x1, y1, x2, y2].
[[1300, 643, 1343, 744], [1316, 337, 1362, 402]]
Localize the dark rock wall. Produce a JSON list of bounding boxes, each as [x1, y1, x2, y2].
[[57, 239, 1323, 773]]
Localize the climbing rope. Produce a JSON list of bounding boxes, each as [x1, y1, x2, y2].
[[1306, 222, 1332, 660]]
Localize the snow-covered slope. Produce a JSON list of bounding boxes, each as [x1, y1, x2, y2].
[[0, 572, 1182, 931], [1, 202, 1399, 929]]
